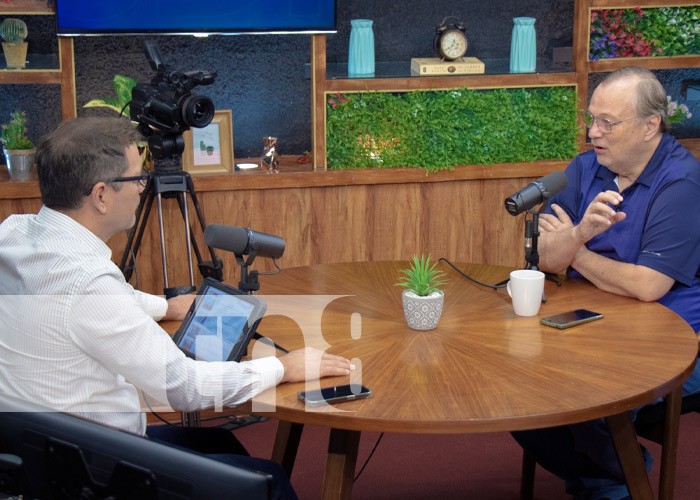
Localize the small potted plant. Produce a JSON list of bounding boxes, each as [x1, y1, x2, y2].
[[84, 74, 137, 115], [395, 254, 448, 330], [2, 110, 36, 181], [0, 18, 29, 69], [84, 74, 152, 169]]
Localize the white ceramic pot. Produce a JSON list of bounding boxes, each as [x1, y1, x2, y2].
[[401, 289, 444, 331]]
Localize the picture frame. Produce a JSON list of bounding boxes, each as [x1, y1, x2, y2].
[[182, 110, 234, 174]]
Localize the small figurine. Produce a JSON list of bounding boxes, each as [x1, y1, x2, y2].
[[260, 136, 279, 173]]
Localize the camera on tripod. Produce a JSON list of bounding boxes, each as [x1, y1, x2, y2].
[[130, 41, 217, 160], [120, 41, 224, 296]]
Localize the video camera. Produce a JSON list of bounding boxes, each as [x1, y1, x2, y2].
[[130, 41, 217, 160]]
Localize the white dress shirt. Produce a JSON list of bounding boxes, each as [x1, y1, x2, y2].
[[0, 206, 283, 435]]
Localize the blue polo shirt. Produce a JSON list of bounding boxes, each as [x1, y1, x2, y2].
[[548, 133, 700, 333]]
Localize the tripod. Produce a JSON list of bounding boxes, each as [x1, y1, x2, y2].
[[119, 155, 223, 298]]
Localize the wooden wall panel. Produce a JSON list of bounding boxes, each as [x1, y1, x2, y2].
[[0, 177, 534, 296]]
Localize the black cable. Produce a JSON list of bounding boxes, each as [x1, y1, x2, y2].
[[353, 432, 384, 482], [253, 332, 289, 353], [258, 258, 282, 276], [119, 100, 131, 119], [128, 241, 140, 290], [438, 257, 507, 289], [141, 390, 177, 426]]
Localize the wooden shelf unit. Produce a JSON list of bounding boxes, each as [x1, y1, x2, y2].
[[0, 0, 76, 120], [312, 0, 700, 170], [575, 0, 700, 123]]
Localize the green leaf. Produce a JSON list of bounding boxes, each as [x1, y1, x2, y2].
[[83, 74, 137, 116], [395, 254, 448, 296], [326, 86, 580, 172]]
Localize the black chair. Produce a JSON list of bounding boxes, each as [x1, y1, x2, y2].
[[0, 394, 271, 500], [520, 391, 700, 500]]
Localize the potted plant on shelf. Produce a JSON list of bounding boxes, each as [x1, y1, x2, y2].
[[84, 74, 152, 169], [2, 110, 36, 181], [395, 254, 448, 331], [84, 74, 137, 116], [0, 18, 29, 69]]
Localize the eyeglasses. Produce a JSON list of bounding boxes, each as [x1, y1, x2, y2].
[[85, 174, 149, 196], [581, 111, 638, 134], [111, 174, 149, 188]]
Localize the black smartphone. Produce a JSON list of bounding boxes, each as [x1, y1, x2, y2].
[[540, 309, 603, 329], [297, 384, 372, 407]]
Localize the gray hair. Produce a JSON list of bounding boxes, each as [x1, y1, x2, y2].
[[601, 66, 670, 133], [36, 117, 142, 210]]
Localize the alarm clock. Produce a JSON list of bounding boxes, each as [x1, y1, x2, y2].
[[433, 16, 468, 61]]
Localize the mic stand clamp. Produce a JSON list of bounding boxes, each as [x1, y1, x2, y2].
[[235, 251, 260, 295], [524, 199, 561, 303]]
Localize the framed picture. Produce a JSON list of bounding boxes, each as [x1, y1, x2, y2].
[[182, 110, 234, 174]]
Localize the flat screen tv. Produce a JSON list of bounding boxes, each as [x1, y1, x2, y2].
[[0, 394, 271, 500], [55, 0, 337, 36]]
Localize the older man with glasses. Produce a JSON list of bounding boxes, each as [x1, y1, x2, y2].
[[511, 66, 700, 500]]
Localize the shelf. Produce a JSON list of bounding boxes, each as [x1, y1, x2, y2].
[[317, 59, 577, 93], [0, 156, 569, 200], [324, 58, 573, 80], [5, 138, 700, 199], [323, 72, 578, 93], [590, 0, 700, 7], [589, 55, 700, 73], [0, 0, 53, 15], [0, 54, 62, 84], [0, 53, 60, 71], [0, 7, 76, 119]]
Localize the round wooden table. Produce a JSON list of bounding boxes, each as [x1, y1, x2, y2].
[[246, 261, 698, 499]]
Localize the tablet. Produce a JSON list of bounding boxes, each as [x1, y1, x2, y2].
[[171, 278, 267, 362]]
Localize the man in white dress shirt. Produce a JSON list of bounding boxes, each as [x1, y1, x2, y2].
[[0, 116, 354, 499]]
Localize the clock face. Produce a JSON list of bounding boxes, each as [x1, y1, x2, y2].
[[440, 29, 468, 60]]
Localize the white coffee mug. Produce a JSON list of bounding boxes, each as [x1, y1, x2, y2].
[[506, 269, 545, 316]]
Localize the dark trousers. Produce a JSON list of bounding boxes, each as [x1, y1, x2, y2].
[[146, 425, 298, 500]]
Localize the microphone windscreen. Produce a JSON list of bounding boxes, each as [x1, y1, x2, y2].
[[540, 171, 568, 198], [504, 171, 568, 216], [203, 224, 249, 255]]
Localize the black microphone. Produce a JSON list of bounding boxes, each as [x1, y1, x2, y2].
[[504, 171, 568, 216], [203, 224, 285, 259]]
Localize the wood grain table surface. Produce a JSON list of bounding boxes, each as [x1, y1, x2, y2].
[[246, 261, 697, 500], [162, 261, 698, 499]]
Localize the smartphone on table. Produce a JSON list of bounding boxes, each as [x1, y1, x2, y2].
[[540, 309, 603, 329], [298, 384, 372, 407]]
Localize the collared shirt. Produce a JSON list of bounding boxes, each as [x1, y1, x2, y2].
[[0, 206, 284, 435], [548, 133, 700, 333]]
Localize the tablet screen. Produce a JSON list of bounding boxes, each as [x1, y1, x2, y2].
[[173, 279, 266, 362]]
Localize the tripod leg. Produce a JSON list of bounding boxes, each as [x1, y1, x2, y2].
[[120, 181, 156, 282], [156, 192, 170, 291], [184, 173, 223, 281], [180, 191, 196, 286]]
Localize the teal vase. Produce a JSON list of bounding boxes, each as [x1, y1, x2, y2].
[[348, 19, 374, 77], [510, 17, 536, 73]]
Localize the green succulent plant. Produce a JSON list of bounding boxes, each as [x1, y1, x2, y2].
[[395, 254, 448, 297], [0, 18, 28, 45], [1, 111, 35, 151]]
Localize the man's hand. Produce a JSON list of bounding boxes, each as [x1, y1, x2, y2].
[[573, 190, 626, 243], [279, 347, 355, 383], [539, 204, 574, 233], [537, 193, 623, 274], [162, 293, 195, 321]]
